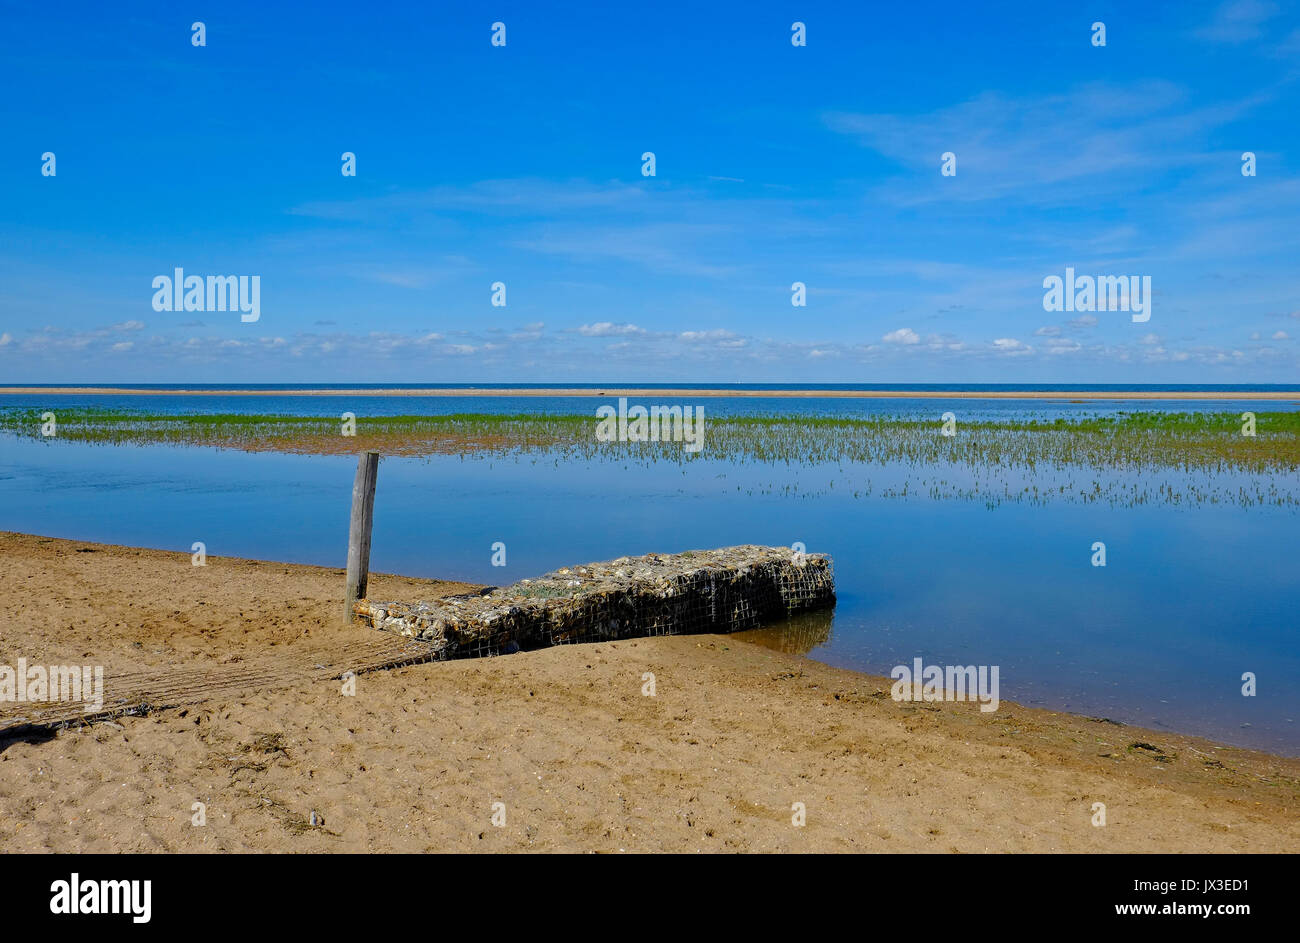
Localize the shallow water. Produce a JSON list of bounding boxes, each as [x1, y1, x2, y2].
[[3, 428, 1296, 755], [4, 388, 1295, 423]]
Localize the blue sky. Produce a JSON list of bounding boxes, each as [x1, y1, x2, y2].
[[1, 0, 1298, 383]]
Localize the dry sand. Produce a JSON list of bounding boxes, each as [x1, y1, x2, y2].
[[1, 531, 1296, 853], [2, 386, 1298, 400]]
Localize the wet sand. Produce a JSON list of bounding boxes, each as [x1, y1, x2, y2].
[[2, 387, 1298, 400], [2, 531, 1297, 853]]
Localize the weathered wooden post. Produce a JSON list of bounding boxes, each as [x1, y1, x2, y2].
[[344, 450, 380, 623]]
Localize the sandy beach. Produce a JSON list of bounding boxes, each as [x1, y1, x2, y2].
[[2, 386, 1298, 400], [2, 531, 1296, 853]]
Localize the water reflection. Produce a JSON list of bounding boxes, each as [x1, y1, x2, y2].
[[733, 606, 836, 655]]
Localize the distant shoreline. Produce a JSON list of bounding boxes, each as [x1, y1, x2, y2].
[[3, 387, 1299, 401]]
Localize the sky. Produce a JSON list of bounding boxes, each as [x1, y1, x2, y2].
[[1, 0, 1298, 384]]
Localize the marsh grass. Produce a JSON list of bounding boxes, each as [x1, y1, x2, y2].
[[5, 407, 1297, 508]]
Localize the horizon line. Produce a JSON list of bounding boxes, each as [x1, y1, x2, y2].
[[3, 384, 1298, 401]]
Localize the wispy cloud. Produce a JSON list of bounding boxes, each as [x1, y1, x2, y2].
[[577, 322, 646, 337], [1195, 0, 1278, 43], [825, 81, 1266, 205]]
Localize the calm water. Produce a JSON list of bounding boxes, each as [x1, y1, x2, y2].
[[2, 392, 1298, 755], [3, 387, 1298, 423]]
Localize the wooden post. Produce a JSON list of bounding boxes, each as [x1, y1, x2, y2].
[[344, 450, 380, 623]]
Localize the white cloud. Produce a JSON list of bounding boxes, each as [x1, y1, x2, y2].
[[577, 322, 645, 337], [509, 322, 545, 341], [1044, 337, 1083, 355], [680, 329, 741, 343], [2, 319, 1292, 379]]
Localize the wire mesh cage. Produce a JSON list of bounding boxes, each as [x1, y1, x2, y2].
[[355, 545, 835, 660]]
